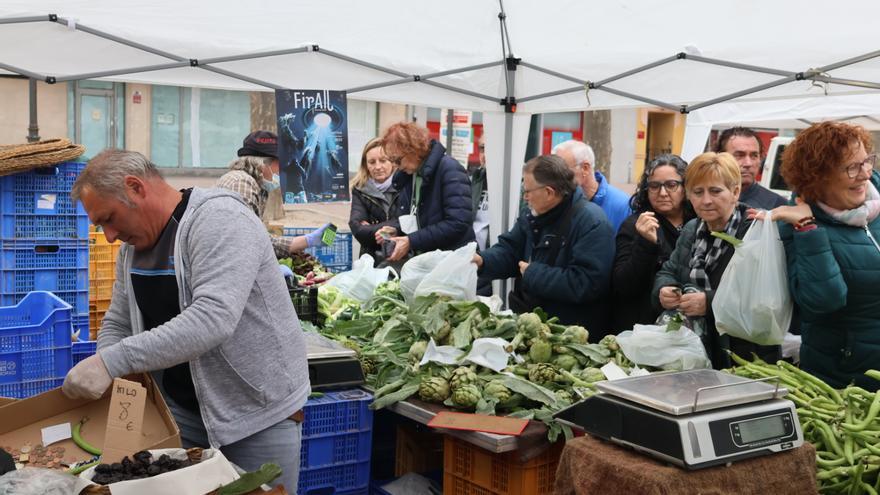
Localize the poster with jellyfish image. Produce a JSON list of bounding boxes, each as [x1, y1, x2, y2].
[[275, 89, 350, 203]]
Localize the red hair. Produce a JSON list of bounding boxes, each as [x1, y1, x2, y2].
[[381, 122, 431, 161], [782, 122, 873, 203]]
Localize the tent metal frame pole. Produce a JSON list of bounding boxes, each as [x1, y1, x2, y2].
[[0, 15, 47, 24], [686, 75, 798, 112], [198, 47, 310, 65], [318, 48, 409, 78], [422, 80, 499, 102], [864, 116, 880, 126], [683, 54, 792, 77], [595, 86, 681, 112], [817, 49, 880, 73], [53, 61, 192, 82], [27, 79, 39, 143], [347, 78, 412, 94], [810, 75, 880, 91], [593, 55, 680, 87], [0, 62, 46, 81], [518, 85, 583, 103], [421, 60, 504, 80], [519, 61, 586, 85], [199, 65, 285, 90], [53, 16, 186, 62]]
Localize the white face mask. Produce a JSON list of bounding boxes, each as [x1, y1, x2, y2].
[[261, 173, 281, 192]]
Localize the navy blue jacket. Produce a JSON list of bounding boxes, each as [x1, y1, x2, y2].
[[479, 189, 615, 337], [392, 140, 475, 252]]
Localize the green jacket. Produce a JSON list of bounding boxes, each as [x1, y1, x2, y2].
[[652, 203, 780, 369], [780, 171, 880, 391]]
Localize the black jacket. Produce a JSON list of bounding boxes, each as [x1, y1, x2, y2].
[[479, 189, 615, 336], [652, 203, 780, 369], [348, 181, 399, 262], [611, 211, 690, 332], [392, 140, 475, 253]]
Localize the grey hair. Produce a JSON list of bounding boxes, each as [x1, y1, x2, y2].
[[226, 155, 272, 185], [552, 140, 595, 168], [523, 155, 577, 197], [71, 149, 163, 206]]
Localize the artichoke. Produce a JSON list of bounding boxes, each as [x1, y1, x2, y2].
[[561, 325, 589, 344], [451, 383, 481, 409], [418, 376, 451, 403], [528, 340, 553, 363], [408, 341, 428, 363], [450, 366, 478, 390], [579, 367, 606, 383], [340, 338, 362, 355], [358, 356, 376, 376], [483, 380, 512, 404], [554, 354, 579, 371], [600, 335, 620, 352], [436, 322, 452, 341], [554, 389, 574, 404], [528, 363, 562, 385]]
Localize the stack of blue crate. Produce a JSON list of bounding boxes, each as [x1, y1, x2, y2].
[[0, 162, 90, 397]]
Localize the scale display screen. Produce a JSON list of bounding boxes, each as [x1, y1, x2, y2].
[[737, 415, 786, 443]]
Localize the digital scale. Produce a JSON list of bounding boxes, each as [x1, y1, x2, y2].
[[554, 369, 803, 469], [304, 331, 365, 390]]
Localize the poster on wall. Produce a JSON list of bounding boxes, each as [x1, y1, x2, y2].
[[275, 89, 350, 203]]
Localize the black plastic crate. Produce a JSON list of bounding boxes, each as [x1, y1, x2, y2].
[[289, 286, 319, 325]]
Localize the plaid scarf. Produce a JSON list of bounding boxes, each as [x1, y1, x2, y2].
[[688, 207, 742, 292]]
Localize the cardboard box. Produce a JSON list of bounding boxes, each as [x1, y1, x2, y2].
[[0, 374, 179, 468]]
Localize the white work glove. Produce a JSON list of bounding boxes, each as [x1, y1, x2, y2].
[[62, 352, 113, 400]]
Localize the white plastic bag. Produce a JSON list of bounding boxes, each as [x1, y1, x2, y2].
[[616, 324, 712, 371], [712, 212, 792, 345], [412, 242, 478, 302], [326, 254, 394, 302], [399, 249, 450, 303]]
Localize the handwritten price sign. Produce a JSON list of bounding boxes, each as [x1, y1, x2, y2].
[[102, 378, 147, 463]]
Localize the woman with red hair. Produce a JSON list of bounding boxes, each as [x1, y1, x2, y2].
[[376, 122, 475, 262], [765, 121, 880, 391]]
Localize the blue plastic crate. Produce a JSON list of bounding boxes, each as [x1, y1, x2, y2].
[[0, 377, 63, 399], [302, 389, 373, 438], [0, 239, 89, 271], [0, 292, 72, 389], [0, 266, 88, 295], [298, 460, 370, 495], [300, 429, 372, 470], [0, 162, 88, 239], [72, 340, 96, 366], [1, 289, 88, 316], [283, 227, 353, 272]]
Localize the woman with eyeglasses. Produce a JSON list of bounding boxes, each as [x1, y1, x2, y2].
[[611, 154, 695, 331], [375, 122, 475, 262], [653, 152, 780, 369], [758, 122, 880, 391]]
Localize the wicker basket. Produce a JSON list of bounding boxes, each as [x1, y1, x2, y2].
[[78, 448, 204, 494], [0, 138, 85, 177]]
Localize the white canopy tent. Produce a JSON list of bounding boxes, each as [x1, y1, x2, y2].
[[682, 92, 880, 161], [3, 0, 880, 245]]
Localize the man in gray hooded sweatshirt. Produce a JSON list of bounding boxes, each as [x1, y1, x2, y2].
[[63, 149, 309, 491]]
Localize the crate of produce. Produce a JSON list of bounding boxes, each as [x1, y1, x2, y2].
[[72, 313, 89, 340], [0, 292, 72, 398], [0, 239, 89, 271], [283, 227, 353, 273], [443, 436, 564, 495], [289, 286, 318, 325], [72, 340, 96, 365], [0, 162, 89, 239], [0, 289, 88, 316], [301, 389, 373, 438]]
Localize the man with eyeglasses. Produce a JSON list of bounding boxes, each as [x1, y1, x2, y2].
[[552, 140, 631, 232], [715, 127, 787, 210]]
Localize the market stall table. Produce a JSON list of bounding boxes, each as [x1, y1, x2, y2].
[[553, 434, 818, 495]]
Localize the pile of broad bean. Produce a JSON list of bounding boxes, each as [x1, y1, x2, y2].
[[729, 353, 880, 494]]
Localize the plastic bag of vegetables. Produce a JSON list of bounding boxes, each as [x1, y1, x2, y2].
[[616, 324, 711, 371], [326, 254, 394, 302], [401, 243, 478, 304]]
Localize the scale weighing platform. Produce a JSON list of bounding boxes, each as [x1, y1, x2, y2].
[[304, 332, 364, 390], [554, 369, 803, 469]]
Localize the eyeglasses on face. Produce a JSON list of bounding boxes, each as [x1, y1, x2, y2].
[[844, 154, 877, 179], [523, 184, 551, 195], [646, 180, 683, 193]]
